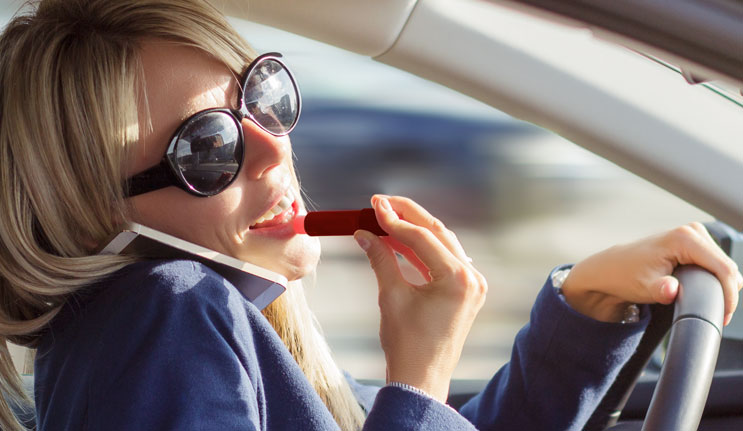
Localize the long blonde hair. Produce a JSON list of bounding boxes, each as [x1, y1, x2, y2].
[[0, 1, 364, 430]]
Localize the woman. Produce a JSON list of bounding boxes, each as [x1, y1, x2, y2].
[[0, 1, 739, 430]]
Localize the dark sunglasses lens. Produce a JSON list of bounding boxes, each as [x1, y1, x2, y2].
[[243, 58, 298, 134], [174, 112, 242, 194]]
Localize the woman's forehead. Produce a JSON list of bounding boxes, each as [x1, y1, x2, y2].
[[130, 41, 238, 175]]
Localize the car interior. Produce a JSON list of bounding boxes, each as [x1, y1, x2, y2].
[[1, 0, 742, 430]]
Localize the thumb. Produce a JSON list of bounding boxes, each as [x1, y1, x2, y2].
[[652, 275, 679, 304], [354, 229, 403, 289]]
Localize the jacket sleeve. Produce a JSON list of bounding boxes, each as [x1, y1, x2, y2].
[[364, 386, 478, 431], [458, 266, 650, 430], [362, 265, 649, 431]]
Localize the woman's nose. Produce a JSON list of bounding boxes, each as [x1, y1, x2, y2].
[[239, 118, 290, 179]]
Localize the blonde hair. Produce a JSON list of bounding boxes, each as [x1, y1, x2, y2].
[[0, 1, 364, 430]]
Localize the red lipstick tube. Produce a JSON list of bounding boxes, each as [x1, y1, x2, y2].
[[293, 209, 387, 236]]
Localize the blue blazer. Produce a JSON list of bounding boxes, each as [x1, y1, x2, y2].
[[34, 260, 648, 430]]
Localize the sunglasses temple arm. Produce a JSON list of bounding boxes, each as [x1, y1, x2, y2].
[[124, 161, 181, 198]]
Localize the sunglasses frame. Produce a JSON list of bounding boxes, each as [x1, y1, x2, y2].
[[125, 52, 300, 198]]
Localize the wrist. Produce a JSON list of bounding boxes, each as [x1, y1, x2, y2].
[[387, 381, 437, 400], [562, 288, 630, 322], [553, 267, 637, 323], [387, 367, 450, 403]]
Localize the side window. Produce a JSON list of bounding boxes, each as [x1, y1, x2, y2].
[[232, 21, 711, 379]]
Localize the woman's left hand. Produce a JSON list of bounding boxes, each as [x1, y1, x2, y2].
[[562, 223, 743, 325], [561, 222, 743, 325]]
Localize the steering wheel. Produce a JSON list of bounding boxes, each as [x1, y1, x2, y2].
[[606, 265, 725, 431]]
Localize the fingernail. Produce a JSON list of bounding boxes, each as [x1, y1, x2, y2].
[[354, 233, 371, 251], [379, 197, 393, 213], [724, 313, 732, 326]]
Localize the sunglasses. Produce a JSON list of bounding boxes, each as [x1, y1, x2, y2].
[[125, 52, 300, 197]]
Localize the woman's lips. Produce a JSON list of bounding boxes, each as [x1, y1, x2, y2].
[[250, 188, 296, 228], [250, 200, 300, 231]]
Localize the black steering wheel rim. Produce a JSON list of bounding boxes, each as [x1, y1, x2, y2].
[[604, 265, 724, 431]]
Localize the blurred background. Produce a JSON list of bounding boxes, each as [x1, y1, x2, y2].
[[230, 21, 710, 379]]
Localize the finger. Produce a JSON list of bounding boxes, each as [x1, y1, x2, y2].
[[730, 272, 743, 326], [382, 236, 433, 282], [376, 195, 469, 261], [354, 229, 405, 290], [672, 225, 740, 323], [384, 236, 488, 294], [652, 275, 679, 305], [686, 223, 741, 286], [688, 221, 712, 238], [373, 195, 470, 264], [724, 286, 739, 326], [372, 196, 459, 281]]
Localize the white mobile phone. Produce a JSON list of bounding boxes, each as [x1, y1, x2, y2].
[[98, 222, 287, 310]]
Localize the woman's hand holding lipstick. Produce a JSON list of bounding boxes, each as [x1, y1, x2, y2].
[[353, 195, 487, 403]]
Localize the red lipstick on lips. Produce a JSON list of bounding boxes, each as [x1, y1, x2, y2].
[[293, 209, 387, 236]]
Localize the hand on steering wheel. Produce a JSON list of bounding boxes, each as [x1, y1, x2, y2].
[[560, 222, 742, 324]]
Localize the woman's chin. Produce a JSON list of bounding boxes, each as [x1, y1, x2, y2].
[[238, 235, 321, 281], [283, 237, 322, 281]]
